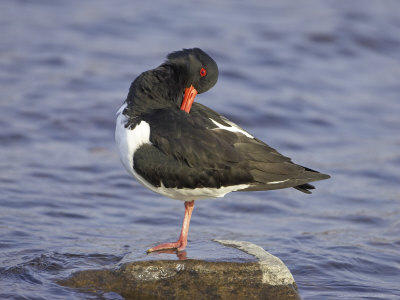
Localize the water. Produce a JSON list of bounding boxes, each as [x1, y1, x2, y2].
[[1, 0, 400, 299]]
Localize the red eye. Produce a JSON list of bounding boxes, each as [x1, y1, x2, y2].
[[200, 67, 207, 77]]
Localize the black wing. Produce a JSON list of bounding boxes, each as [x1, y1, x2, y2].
[[133, 103, 329, 192]]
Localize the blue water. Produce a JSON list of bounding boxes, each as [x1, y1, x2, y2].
[[1, 0, 400, 299]]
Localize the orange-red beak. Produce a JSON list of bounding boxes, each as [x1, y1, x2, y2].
[[180, 85, 198, 113]]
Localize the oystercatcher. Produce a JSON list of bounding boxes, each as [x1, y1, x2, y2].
[[115, 48, 330, 253]]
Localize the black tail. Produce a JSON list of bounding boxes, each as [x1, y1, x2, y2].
[[294, 183, 315, 194], [294, 166, 330, 194]]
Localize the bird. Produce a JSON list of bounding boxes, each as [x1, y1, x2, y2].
[[115, 48, 330, 253]]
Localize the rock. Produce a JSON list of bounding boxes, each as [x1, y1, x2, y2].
[[215, 240, 297, 287], [59, 240, 300, 300]]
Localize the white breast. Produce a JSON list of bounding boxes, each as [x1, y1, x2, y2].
[[115, 103, 150, 176], [115, 103, 161, 194]]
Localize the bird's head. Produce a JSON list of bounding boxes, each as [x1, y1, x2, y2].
[[167, 48, 219, 113]]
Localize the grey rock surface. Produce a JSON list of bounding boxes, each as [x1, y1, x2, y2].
[[59, 240, 300, 300], [215, 240, 296, 286]]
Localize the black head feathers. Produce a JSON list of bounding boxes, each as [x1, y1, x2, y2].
[[167, 48, 219, 94]]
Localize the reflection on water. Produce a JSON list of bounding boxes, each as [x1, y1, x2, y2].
[[1, 0, 400, 299]]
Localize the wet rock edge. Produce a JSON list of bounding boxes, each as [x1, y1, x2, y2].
[[58, 241, 300, 300]]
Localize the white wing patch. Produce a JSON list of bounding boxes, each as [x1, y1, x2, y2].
[[209, 118, 254, 138], [267, 179, 290, 184]]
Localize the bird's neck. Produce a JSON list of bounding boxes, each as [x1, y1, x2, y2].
[[125, 63, 186, 117]]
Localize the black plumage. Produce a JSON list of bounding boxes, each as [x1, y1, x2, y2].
[[121, 48, 330, 194]]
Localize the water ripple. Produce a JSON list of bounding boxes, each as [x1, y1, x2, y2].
[[1, 0, 400, 299]]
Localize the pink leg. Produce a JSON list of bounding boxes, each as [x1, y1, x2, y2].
[[147, 200, 195, 253]]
